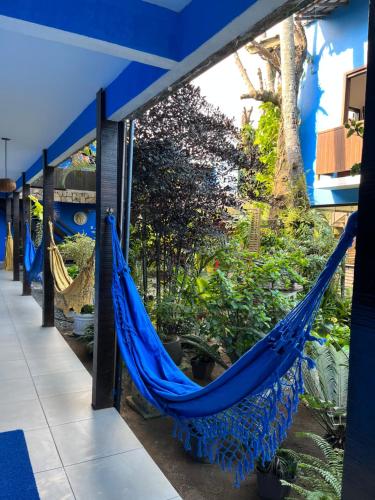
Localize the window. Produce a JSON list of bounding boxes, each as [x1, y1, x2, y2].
[[343, 67, 367, 123]]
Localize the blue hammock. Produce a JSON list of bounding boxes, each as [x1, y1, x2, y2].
[[24, 222, 43, 282], [107, 212, 357, 485]]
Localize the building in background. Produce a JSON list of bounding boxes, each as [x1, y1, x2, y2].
[[299, 0, 368, 207]]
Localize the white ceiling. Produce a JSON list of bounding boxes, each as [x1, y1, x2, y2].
[[0, 27, 128, 179]]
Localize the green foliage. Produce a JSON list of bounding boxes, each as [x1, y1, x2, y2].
[[28, 195, 43, 220], [345, 119, 364, 175], [281, 433, 343, 499], [303, 343, 348, 449], [28, 195, 44, 246], [257, 449, 297, 482], [67, 264, 79, 279], [252, 102, 281, 199], [153, 294, 200, 341], [78, 323, 94, 354], [59, 233, 95, 269], [81, 304, 94, 314]]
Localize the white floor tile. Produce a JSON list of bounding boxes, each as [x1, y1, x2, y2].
[[33, 369, 92, 398], [0, 358, 30, 381], [27, 352, 83, 376], [66, 449, 179, 500], [0, 376, 38, 403], [35, 468, 74, 500], [51, 408, 142, 466], [0, 398, 47, 432], [0, 341, 24, 361], [41, 390, 95, 426], [25, 427, 62, 473], [0, 271, 178, 500]]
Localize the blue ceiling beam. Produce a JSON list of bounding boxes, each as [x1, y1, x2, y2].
[[177, 0, 258, 58], [17, 62, 167, 187], [0, 0, 179, 69]]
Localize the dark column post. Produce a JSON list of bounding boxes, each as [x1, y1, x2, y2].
[[92, 89, 122, 409], [342, 1, 375, 498], [22, 172, 31, 295], [5, 197, 11, 225], [12, 191, 20, 281], [42, 150, 55, 327]]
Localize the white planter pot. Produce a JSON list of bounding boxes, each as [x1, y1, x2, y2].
[[73, 313, 94, 336]]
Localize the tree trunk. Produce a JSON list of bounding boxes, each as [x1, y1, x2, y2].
[[273, 16, 307, 208]]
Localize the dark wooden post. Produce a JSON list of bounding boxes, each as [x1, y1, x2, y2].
[[42, 150, 55, 327], [12, 191, 20, 281], [22, 172, 31, 295], [342, 1, 375, 497], [92, 89, 122, 409], [5, 197, 11, 225]]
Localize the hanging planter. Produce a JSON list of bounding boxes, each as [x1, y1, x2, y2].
[[0, 138, 16, 193]]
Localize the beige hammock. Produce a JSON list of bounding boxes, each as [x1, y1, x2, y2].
[[4, 222, 13, 271], [48, 221, 95, 315]]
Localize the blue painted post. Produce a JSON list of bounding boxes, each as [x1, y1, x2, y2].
[[342, 1, 375, 497]]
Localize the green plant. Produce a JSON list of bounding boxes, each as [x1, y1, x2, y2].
[[281, 432, 343, 499], [252, 102, 281, 200], [257, 449, 297, 482], [344, 119, 364, 175], [179, 334, 228, 368], [67, 264, 79, 279], [81, 304, 94, 314], [302, 343, 348, 449], [28, 195, 44, 245], [153, 295, 199, 341], [78, 323, 94, 353], [59, 233, 94, 269]]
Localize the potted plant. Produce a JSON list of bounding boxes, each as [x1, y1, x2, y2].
[[73, 304, 95, 336], [180, 334, 228, 380], [154, 296, 186, 365], [256, 449, 297, 500]]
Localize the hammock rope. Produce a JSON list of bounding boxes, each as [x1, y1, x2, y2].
[[4, 222, 13, 271], [47, 221, 95, 314], [107, 211, 357, 486]]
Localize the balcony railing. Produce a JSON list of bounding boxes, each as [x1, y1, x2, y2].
[[316, 125, 363, 175]]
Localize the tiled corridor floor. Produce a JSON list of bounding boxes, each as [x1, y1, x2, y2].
[[0, 270, 181, 500]]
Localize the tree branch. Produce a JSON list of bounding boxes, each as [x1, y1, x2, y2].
[[246, 40, 281, 74], [235, 51, 280, 106]]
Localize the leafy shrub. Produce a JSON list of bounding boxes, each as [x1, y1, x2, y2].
[[67, 264, 79, 279], [59, 233, 94, 269], [281, 433, 343, 499]]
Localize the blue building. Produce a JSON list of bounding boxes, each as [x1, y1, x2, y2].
[[299, 0, 369, 206]]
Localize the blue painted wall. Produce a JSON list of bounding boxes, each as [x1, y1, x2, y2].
[[54, 202, 96, 239], [299, 0, 369, 206], [0, 201, 95, 262]]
